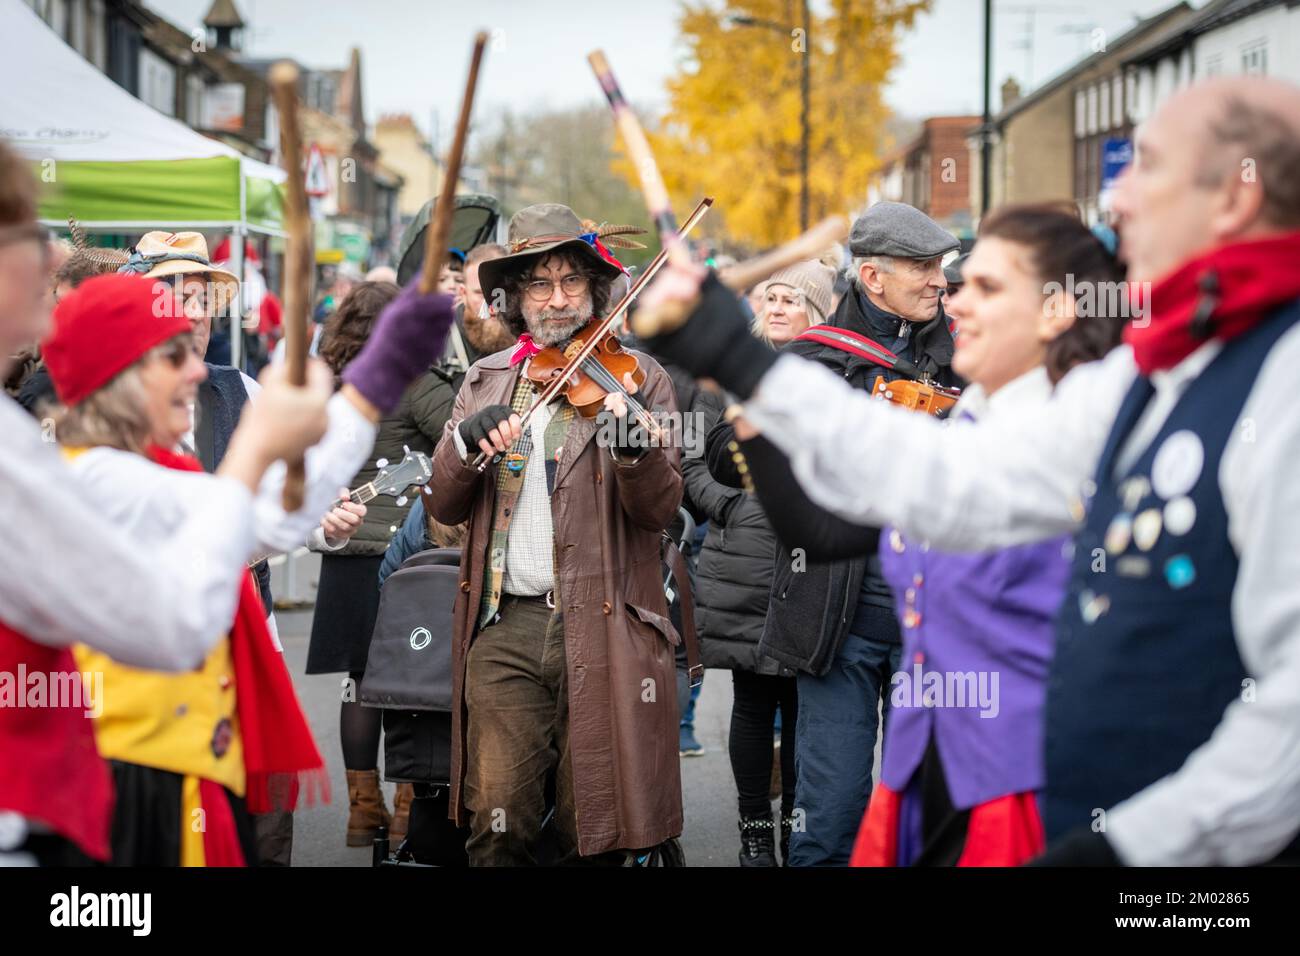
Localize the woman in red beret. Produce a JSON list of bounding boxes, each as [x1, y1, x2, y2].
[[40, 270, 456, 864]]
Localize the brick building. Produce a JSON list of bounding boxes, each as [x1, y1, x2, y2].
[[870, 115, 981, 237]]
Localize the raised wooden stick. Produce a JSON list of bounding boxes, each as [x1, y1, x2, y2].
[[420, 32, 489, 293], [588, 50, 692, 268], [269, 61, 311, 510], [631, 215, 851, 338]]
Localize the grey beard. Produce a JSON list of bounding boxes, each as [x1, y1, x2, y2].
[[523, 306, 591, 347]]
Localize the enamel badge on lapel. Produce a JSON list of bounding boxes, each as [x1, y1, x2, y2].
[[1104, 514, 1133, 555], [1133, 508, 1163, 552], [1164, 496, 1197, 536], [1152, 431, 1204, 500], [1078, 589, 1110, 624], [1164, 554, 1196, 589], [1119, 476, 1151, 512]]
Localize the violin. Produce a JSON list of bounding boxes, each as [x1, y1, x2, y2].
[[524, 320, 658, 433]]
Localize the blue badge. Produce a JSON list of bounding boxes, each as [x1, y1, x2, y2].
[[1164, 554, 1196, 590]]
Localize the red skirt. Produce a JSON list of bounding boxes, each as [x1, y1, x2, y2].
[[851, 783, 1045, 867]]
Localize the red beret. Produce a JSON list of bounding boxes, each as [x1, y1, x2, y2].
[[43, 273, 191, 406]]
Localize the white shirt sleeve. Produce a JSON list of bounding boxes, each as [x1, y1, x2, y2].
[[742, 349, 1134, 550], [239, 371, 262, 401], [252, 391, 377, 554], [0, 402, 255, 671], [1106, 323, 1300, 866]]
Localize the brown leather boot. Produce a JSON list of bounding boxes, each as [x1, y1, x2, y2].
[[345, 769, 391, 847], [389, 783, 414, 846]]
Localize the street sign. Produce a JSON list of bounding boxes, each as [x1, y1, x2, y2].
[[304, 143, 330, 198], [1101, 138, 1133, 191]]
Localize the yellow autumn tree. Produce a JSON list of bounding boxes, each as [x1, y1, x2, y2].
[[630, 0, 930, 249]]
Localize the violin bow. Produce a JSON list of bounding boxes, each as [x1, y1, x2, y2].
[[468, 197, 713, 473], [268, 61, 312, 511], [420, 32, 489, 294]]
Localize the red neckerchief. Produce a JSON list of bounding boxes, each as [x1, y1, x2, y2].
[[1125, 231, 1300, 375], [510, 333, 543, 366], [147, 445, 328, 813]]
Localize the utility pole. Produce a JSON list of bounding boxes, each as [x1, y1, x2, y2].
[[981, 0, 992, 217], [799, 0, 811, 231]]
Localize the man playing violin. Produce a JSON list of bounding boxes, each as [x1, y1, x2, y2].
[[425, 203, 685, 866]]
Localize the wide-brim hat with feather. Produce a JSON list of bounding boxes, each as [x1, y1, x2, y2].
[[476, 203, 644, 305], [118, 230, 239, 311]]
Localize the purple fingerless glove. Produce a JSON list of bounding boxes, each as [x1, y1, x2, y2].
[[341, 276, 456, 413]]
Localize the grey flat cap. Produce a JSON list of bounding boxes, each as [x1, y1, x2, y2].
[[850, 201, 960, 259]]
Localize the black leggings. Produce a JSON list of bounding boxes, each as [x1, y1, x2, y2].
[[729, 670, 797, 817], [341, 670, 383, 771]]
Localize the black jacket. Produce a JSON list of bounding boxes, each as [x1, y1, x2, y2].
[[682, 386, 787, 675], [710, 286, 958, 676]]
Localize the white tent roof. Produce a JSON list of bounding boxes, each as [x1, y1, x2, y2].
[[1, 0, 283, 183]]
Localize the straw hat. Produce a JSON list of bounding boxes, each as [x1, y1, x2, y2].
[[124, 231, 239, 308]]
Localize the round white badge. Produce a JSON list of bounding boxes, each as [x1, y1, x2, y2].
[[1164, 496, 1197, 536], [1151, 431, 1204, 500]]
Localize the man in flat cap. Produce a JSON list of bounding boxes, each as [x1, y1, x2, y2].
[[708, 201, 960, 866]]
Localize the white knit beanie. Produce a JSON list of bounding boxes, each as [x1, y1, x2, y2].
[[763, 260, 836, 323]]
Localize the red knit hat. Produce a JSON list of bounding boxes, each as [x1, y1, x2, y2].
[[43, 273, 191, 406]]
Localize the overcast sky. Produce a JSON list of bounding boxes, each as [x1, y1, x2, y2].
[[150, 0, 1192, 141]]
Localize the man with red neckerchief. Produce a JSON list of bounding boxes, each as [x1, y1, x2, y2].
[[639, 76, 1300, 866]]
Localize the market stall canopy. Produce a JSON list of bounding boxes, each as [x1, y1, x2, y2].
[[1, 0, 284, 233]]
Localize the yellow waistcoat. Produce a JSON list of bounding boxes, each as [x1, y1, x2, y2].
[[63, 446, 244, 798]]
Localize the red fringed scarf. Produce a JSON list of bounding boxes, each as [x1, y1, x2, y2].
[[1125, 231, 1300, 375], [147, 446, 328, 814], [510, 332, 543, 366]]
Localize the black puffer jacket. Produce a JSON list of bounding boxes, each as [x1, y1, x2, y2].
[[709, 286, 959, 675], [333, 365, 459, 556], [683, 392, 788, 675]]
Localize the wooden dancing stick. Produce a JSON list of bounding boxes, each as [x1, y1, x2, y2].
[[612, 196, 712, 333], [268, 61, 312, 511], [588, 50, 692, 268], [631, 215, 850, 338], [420, 32, 489, 294]]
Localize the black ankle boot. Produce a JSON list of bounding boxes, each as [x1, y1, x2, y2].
[[738, 813, 777, 867], [780, 813, 795, 866]]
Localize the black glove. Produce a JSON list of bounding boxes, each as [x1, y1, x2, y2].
[[458, 404, 516, 455], [1025, 827, 1122, 866], [640, 271, 778, 400], [595, 406, 650, 462]]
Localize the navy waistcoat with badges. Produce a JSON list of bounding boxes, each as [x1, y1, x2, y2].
[[1044, 302, 1300, 842]]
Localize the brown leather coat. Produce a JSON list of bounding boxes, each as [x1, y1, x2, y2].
[[425, 347, 685, 855]]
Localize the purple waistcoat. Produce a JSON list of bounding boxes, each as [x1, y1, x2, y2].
[[879, 520, 1071, 809]]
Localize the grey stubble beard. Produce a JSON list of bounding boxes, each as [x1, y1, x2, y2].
[[522, 295, 594, 347]]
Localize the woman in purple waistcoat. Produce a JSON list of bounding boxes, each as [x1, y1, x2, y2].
[[851, 205, 1125, 866]]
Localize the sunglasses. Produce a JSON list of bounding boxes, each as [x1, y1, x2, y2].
[[153, 335, 197, 369]]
